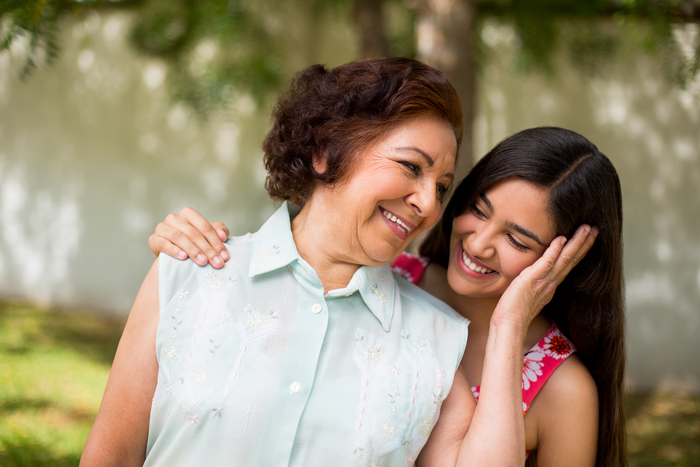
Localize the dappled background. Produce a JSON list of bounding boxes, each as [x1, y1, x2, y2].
[[1, 0, 700, 464]]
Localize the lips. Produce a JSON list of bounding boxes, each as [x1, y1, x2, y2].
[[460, 245, 496, 275], [380, 208, 415, 235]]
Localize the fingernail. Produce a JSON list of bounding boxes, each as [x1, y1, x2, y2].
[[220, 250, 230, 261], [178, 250, 187, 259], [196, 253, 207, 264], [592, 227, 599, 237], [212, 256, 223, 267], [584, 226, 591, 235]]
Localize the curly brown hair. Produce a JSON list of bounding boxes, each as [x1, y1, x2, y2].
[[262, 58, 464, 206]]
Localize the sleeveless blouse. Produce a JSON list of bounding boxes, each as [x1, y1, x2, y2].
[[391, 252, 577, 457], [146, 204, 470, 467]]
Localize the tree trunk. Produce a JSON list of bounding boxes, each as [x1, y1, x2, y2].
[[412, 0, 476, 179], [352, 0, 391, 58]]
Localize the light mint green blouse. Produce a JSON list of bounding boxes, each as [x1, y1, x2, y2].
[[146, 203, 469, 467]]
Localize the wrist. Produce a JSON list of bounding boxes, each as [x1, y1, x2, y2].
[[488, 314, 528, 343]]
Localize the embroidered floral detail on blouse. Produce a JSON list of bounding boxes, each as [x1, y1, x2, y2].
[[166, 385, 172, 395], [356, 376, 370, 432], [522, 348, 545, 390], [228, 274, 237, 283], [189, 413, 199, 425], [177, 289, 189, 300], [244, 305, 278, 330], [381, 419, 397, 439], [401, 331, 431, 357], [419, 414, 435, 437], [542, 328, 574, 359], [388, 384, 400, 412], [193, 371, 208, 385], [164, 344, 179, 363], [258, 244, 281, 261], [212, 407, 223, 418], [354, 333, 385, 363], [392, 366, 402, 375], [170, 309, 182, 339], [370, 281, 388, 303], [219, 313, 230, 323], [206, 333, 221, 361], [205, 272, 227, 294]]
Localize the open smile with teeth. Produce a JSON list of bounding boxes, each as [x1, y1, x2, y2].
[[462, 249, 495, 274], [382, 209, 413, 234]]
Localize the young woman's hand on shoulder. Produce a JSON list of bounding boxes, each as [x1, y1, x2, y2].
[[149, 207, 230, 268]]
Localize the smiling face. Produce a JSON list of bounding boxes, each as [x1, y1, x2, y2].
[[447, 177, 557, 299], [308, 115, 457, 266]]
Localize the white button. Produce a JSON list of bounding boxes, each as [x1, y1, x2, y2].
[[289, 382, 301, 394], [311, 302, 323, 314]]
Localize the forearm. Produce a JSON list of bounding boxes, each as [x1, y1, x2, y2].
[[456, 321, 526, 466]]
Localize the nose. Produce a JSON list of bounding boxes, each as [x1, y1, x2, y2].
[[406, 180, 439, 219], [468, 224, 496, 259]]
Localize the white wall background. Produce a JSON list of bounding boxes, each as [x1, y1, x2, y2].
[[0, 12, 698, 391]]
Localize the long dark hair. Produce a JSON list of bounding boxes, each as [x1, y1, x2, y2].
[[420, 127, 627, 467]]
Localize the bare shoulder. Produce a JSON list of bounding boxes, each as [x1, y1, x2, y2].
[[540, 354, 598, 409], [529, 354, 599, 466]]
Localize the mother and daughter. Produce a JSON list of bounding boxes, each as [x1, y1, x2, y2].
[[82, 58, 626, 466]]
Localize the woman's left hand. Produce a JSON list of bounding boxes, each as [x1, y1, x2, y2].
[[493, 224, 598, 334]]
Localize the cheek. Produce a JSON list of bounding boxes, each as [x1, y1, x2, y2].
[[501, 251, 540, 280]]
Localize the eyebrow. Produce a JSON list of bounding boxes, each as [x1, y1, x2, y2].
[[396, 146, 454, 179], [480, 193, 546, 247]]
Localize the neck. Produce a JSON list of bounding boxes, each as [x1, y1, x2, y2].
[[292, 199, 362, 293]]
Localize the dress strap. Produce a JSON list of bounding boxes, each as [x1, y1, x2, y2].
[[470, 322, 576, 416], [391, 252, 430, 285], [521, 323, 576, 414]]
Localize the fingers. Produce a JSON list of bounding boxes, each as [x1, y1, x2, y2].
[[548, 225, 598, 283], [150, 208, 230, 269], [172, 208, 229, 267], [149, 231, 188, 261], [211, 222, 230, 240]]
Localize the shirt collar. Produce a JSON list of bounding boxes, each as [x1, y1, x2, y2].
[[357, 264, 397, 332], [249, 201, 397, 332], [249, 202, 301, 277]]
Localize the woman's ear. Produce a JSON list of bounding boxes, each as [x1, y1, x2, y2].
[[312, 152, 328, 175]]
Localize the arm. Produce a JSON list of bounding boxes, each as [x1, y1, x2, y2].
[[80, 260, 161, 467], [148, 207, 230, 268], [530, 356, 598, 467], [418, 225, 598, 467]]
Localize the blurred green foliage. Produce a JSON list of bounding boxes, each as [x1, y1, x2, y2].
[[1, 0, 698, 114]]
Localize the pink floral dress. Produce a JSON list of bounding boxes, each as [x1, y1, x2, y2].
[[391, 252, 577, 457]]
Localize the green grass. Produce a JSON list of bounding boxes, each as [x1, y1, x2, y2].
[[0, 301, 125, 466], [0, 300, 698, 466]]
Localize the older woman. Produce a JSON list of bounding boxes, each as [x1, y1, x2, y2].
[[82, 59, 594, 466]]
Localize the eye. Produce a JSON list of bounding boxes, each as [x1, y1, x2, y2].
[[436, 183, 449, 202], [506, 234, 529, 252], [399, 161, 421, 175], [469, 202, 486, 219]]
